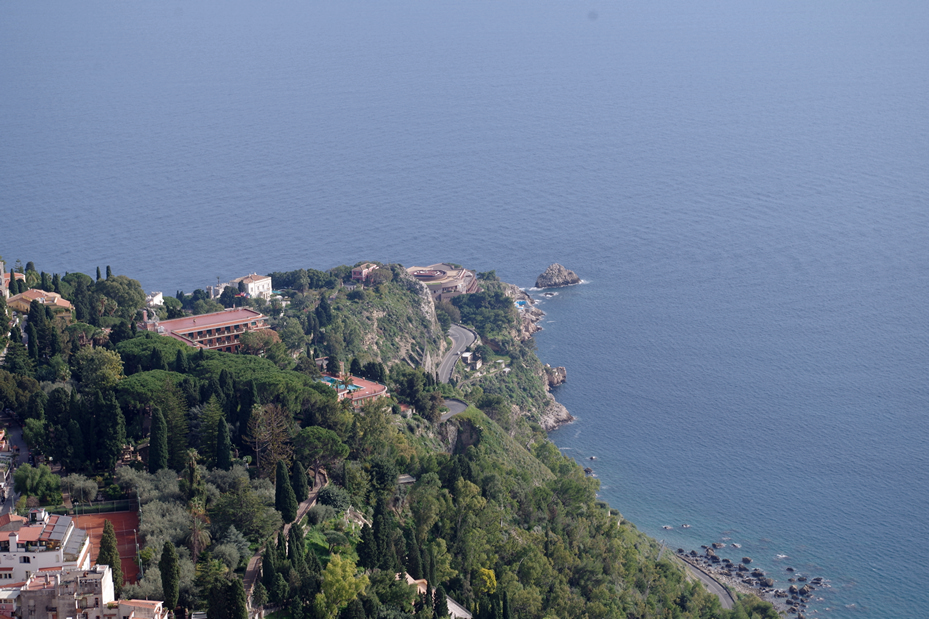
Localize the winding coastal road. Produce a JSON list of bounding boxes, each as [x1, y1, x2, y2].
[[440, 399, 468, 422], [437, 324, 477, 383], [677, 556, 735, 610]]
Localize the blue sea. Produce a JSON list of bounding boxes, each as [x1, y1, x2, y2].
[[2, 0, 927, 616]]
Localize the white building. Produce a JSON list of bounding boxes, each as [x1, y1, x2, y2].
[[16, 565, 167, 619], [0, 510, 91, 583], [232, 273, 272, 300], [145, 292, 164, 307], [19, 565, 115, 619], [209, 273, 273, 301]]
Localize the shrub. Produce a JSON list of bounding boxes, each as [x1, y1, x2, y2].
[[306, 504, 337, 526], [316, 485, 351, 512]]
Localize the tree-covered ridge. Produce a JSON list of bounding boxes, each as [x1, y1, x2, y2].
[[0, 258, 778, 619]]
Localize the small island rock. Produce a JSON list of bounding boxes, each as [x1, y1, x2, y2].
[[536, 263, 581, 288]]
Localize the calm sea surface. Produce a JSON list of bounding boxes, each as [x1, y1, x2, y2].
[[2, 1, 927, 616]]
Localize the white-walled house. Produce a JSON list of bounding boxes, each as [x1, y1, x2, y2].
[[0, 511, 91, 584]]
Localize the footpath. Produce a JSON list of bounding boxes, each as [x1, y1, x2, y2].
[[242, 468, 328, 600]]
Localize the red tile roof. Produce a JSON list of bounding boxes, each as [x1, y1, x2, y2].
[[151, 308, 265, 333]]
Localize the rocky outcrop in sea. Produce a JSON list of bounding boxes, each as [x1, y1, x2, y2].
[[535, 263, 581, 288]]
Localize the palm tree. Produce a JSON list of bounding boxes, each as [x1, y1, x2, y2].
[[186, 515, 211, 564]]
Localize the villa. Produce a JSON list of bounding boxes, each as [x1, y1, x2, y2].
[[6, 290, 73, 317], [405, 263, 479, 302]]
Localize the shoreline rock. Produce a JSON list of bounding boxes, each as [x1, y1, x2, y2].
[[535, 263, 581, 289], [539, 393, 574, 431], [544, 364, 567, 388]]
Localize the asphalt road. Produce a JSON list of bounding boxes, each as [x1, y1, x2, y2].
[[437, 324, 477, 383], [440, 399, 468, 422], [676, 556, 735, 610]]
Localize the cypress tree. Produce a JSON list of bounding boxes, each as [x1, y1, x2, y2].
[[342, 599, 366, 619], [271, 573, 289, 606], [219, 369, 235, 402], [229, 577, 248, 619], [261, 546, 277, 591], [97, 392, 126, 469], [207, 579, 228, 619], [275, 530, 287, 567], [305, 546, 321, 574], [149, 408, 169, 473], [291, 462, 309, 503], [424, 543, 436, 586], [275, 460, 298, 523], [106, 265, 112, 279], [407, 531, 423, 580], [26, 390, 46, 422], [433, 586, 449, 619], [252, 581, 268, 609], [97, 520, 123, 597], [159, 541, 179, 613], [150, 347, 167, 371], [52, 273, 61, 294], [215, 417, 232, 471], [67, 419, 85, 471], [26, 322, 38, 361], [236, 380, 259, 440], [356, 523, 376, 570], [288, 524, 306, 574], [96, 267, 101, 282], [174, 349, 189, 374], [502, 591, 511, 619], [315, 295, 332, 327]]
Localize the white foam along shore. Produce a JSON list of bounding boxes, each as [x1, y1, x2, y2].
[[676, 548, 830, 616]]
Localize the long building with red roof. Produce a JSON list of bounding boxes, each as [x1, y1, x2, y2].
[[141, 307, 270, 353]]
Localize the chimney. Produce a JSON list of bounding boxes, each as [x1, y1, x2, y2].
[[142, 310, 148, 322]]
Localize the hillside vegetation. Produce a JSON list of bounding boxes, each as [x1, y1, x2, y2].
[[0, 259, 778, 619]]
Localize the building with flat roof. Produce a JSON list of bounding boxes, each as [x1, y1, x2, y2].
[[318, 374, 389, 409], [0, 510, 91, 584], [141, 308, 270, 353], [15, 565, 167, 619], [405, 264, 478, 302]]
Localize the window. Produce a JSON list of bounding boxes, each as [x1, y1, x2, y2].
[[20, 556, 30, 563]]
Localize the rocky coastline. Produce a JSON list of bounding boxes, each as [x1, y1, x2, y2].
[[676, 547, 829, 617], [501, 281, 574, 431]]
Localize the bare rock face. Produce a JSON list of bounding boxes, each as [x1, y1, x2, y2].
[[535, 263, 581, 288], [544, 364, 567, 388], [538, 394, 574, 431]]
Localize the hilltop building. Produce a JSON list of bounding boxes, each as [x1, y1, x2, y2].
[[405, 264, 478, 302], [141, 308, 270, 353], [0, 510, 91, 583], [351, 263, 378, 282], [208, 273, 272, 301]]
